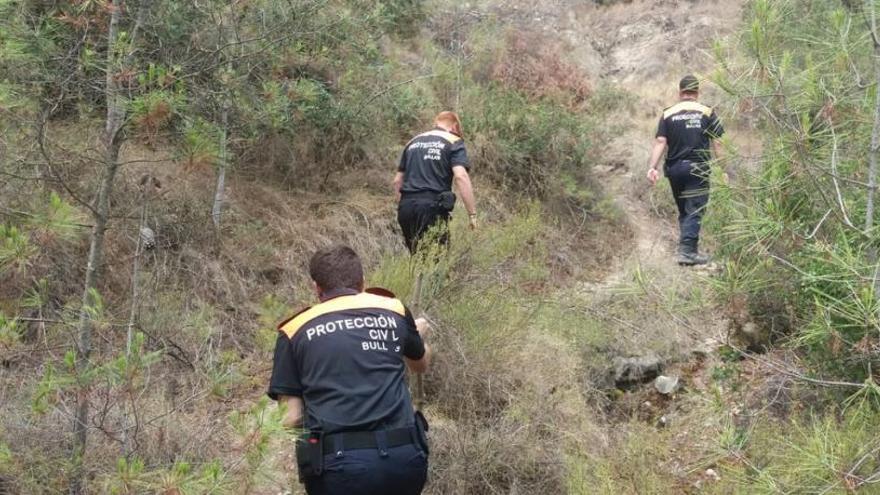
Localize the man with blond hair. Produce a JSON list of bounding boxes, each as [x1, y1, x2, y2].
[[393, 111, 477, 253]]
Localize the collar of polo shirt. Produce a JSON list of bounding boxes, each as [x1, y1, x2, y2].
[[319, 287, 360, 302]]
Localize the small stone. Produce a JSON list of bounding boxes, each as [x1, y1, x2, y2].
[[140, 226, 156, 249], [705, 468, 720, 481], [654, 375, 680, 395]]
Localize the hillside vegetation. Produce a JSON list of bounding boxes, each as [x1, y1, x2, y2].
[[2, 0, 880, 494]]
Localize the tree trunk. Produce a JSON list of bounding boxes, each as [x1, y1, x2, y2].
[[212, 106, 229, 230], [121, 192, 148, 456], [69, 0, 126, 492], [866, 1, 880, 232], [69, 145, 121, 495], [867, 46, 880, 233], [411, 273, 424, 410]]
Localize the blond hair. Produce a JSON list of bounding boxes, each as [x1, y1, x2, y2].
[[434, 111, 462, 137]]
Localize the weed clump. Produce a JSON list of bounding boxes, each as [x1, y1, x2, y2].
[[371, 209, 610, 494]]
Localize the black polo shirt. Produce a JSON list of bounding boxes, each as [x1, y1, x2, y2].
[[268, 288, 425, 434], [656, 100, 724, 165], [398, 128, 470, 194]]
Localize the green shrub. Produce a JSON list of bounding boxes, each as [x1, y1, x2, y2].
[[463, 80, 596, 198], [719, 404, 880, 493], [369, 206, 612, 493], [573, 425, 679, 494], [711, 0, 880, 380], [0, 225, 34, 274]]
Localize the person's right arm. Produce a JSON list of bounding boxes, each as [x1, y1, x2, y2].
[[405, 345, 431, 373], [394, 146, 408, 201], [404, 317, 431, 374], [277, 395, 304, 429], [268, 332, 305, 428], [646, 136, 667, 186], [710, 138, 720, 155], [392, 171, 404, 201], [452, 166, 477, 229]]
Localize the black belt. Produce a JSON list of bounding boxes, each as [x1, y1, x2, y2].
[[400, 191, 441, 200], [321, 427, 415, 455]]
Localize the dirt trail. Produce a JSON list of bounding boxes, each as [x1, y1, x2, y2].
[[589, 3, 746, 285], [489, 0, 745, 281], [484, 0, 749, 355], [584, 2, 750, 363], [484, 0, 747, 286], [580, 0, 745, 285]]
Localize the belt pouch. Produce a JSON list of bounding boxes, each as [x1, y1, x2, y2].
[[437, 191, 456, 212], [414, 411, 430, 456], [295, 431, 324, 481]]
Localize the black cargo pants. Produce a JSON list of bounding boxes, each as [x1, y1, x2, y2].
[[304, 443, 428, 495], [397, 192, 450, 254], [666, 160, 710, 253]]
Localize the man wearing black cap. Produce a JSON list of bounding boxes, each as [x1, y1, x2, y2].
[[646, 75, 724, 265]]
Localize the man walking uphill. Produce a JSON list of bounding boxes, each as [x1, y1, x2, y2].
[[646, 75, 725, 266], [268, 245, 432, 495], [393, 111, 477, 253]]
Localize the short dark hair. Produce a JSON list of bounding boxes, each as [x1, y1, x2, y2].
[[679, 74, 700, 93], [309, 245, 364, 292]]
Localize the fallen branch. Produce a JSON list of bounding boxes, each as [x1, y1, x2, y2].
[[805, 209, 832, 240], [829, 126, 857, 229]]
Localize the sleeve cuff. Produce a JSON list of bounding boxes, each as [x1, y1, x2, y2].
[[267, 387, 302, 401], [404, 346, 425, 361]]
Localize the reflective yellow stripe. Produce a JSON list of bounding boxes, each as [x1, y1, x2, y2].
[[279, 292, 406, 339], [403, 130, 462, 151], [663, 101, 712, 119], [420, 130, 461, 143]]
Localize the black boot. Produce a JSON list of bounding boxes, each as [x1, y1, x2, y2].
[[677, 241, 710, 266]]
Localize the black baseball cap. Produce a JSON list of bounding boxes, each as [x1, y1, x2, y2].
[[679, 75, 700, 92]]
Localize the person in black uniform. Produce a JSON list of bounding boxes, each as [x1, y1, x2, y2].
[[647, 75, 725, 265], [393, 111, 477, 253], [268, 245, 432, 495]]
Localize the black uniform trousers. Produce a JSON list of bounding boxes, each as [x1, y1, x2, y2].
[[397, 193, 450, 254], [666, 160, 709, 253], [304, 443, 428, 495]]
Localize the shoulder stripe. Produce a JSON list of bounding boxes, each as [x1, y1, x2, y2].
[[276, 305, 313, 332], [278, 292, 407, 339], [663, 101, 712, 119], [404, 130, 462, 151], [421, 130, 461, 143], [365, 287, 397, 298]]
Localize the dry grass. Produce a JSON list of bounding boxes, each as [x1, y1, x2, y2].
[[374, 215, 611, 494], [490, 30, 591, 106], [1, 130, 626, 493], [0, 1, 767, 493]]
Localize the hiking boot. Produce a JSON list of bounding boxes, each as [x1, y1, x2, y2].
[[677, 251, 710, 266]]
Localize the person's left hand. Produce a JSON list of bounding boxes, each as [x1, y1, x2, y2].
[[468, 214, 478, 230], [647, 168, 659, 186]]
